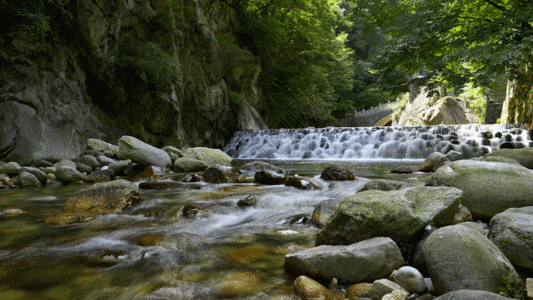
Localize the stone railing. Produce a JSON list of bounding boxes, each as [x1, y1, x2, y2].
[[351, 100, 398, 127]]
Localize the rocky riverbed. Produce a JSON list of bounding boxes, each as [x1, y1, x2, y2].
[[1, 137, 533, 299]]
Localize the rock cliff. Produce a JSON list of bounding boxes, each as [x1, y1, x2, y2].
[[0, 0, 266, 164]]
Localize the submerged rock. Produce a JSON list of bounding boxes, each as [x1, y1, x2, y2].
[[423, 225, 523, 299], [293, 275, 333, 300], [46, 179, 141, 225], [320, 166, 355, 181], [316, 186, 462, 246], [285, 237, 404, 284]]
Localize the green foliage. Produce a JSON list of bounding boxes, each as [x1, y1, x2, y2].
[[497, 275, 510, 296], [233, 0, 355, 128], [0, 0, 72, 36], [458, 82, 486, 123], [117, 41, 180, 92], [391, 92, 409, 119]]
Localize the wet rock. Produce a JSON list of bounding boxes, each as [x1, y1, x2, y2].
[[55, 166, 90, 184], [75, 162, 93, 174], [218, 272, 261, 297], [423, 225, 523, 299], [293, 275, 333, 300], [138, 181, 186, 189], [182, 205, 206, 218], [426, 160, 533, 218], [0, 162, 21, 175], [97, 155, 115, 166], [108, 159, 131, 175], [137, 235, 164, 246], [0, 208, 26, 216], [489, 207, 533, 272], [255, 170, 286, 185], [75, 155, 100, 169], [18, 171, 42, 188], [366, 279, 407, 300], [433, 290, 516, 300], [285, 214, 311, 225], [392, 266, 426, 294], [33, 159, 53, 168], [477, 155, 522, 166], [311, 199, 343, 228], [87, 138, 119, 155], [118, 135, 171, 168], [320, 166, 355, 181], [445, 150, 463, 162], [183, 147, 232, 166], [390, 166, 413, 174], [485, 147, 533, 169], [285, 176, 318, 190], [21, 167, 47, 185], [128, 165, 157, 182], [55, 160, 77, 169], [359, 179, 409, 192], [453, 204, 473, 224], [382, 289, 409, 300], [231, 174, 255, 183], [89, 169, 115, 182], [173, 158, 209, 172], [182, 173, 203, 182], [285, 237, 404, 284], [204, 166, 229, 183], [527, 278, 533, 299], [347, 283, 372, 299], [419, 152, 448, 172], [46, 179, 141, 225], [237, 195, 258, 207], [316, 187, 462, 246], [162, 146, 183, 158], [239, 161, 285, 176]]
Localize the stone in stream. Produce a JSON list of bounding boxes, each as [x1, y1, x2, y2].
[[173, 157, 209, 172], [74, 155, 100, 169], [315, 186, 462, 246], [285, 237, 404, 284], [55, 166, 90, 184], [46, 179, 141, 225], [108, 159, 131, 175], [183, 147, 232, 166], [21, 166, 47, 185], [237, 195, 258, 207], [97, 155, 116, 166], [203, 166, 229, 183], [293, 275, 333, 300], [89, 169, 115, 182], [320, 165, 355, 181], [118, 135, 171, 168], [311, 199, 343, 228], [391, 266, 426, 294], [365, 279, 407, 300], [485, 147, 533, 169], [423, 225, 524, 299], [489, 207, 533, 272], [358, 179, 410, 192], [75, 162, 93, 174], [419, 152, 448, 172], [433, 290, 516, 300], [87, 138, 119, 155], [452, 204, 473, 224], [254, 170, 285, 185], [239, 161, 285, 176], [285, 176, 318, 190], [0, 161, 21, 175], [55, 159, 77, 169], [390, 166, 413, 174], [18, 171, 42, 188], [426, 159, 533, 218], [162, 146, 183, 158]]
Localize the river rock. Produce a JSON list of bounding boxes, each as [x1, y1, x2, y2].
[[391, 266, 426, 294], [489, 207, 533, 271], [293, 275, 333, 300], [162, 146, 183, 158], [320, 166, 355, 181], [419, 152, 448, 172], [87, 138, 119, 155], [21, 167, 47, 185], [426, 160, 533, 218], [423, 225, 523, 299], [75, 155, 100, 169], [108, 160, 131, 175], [237, 195, 258, 207], [285, 237, 404, 284], [0, 162, 21, 175], [75, 162, 93, 174], [18, 171, 43, 188], [311, 199, 343, 228], [33, 159, 53, 168], [315, 186, 462, 246], [433, 290, 516, 300], [366, 279, 407, 300], [203, 166, 229, 183], [173, 158, 209, 172], [239, 161, 285, 176], [183, 147, 232, 166], [346, 283, 372, 299], [359, 179, 409, 192], [453, 204, 473, 224], [89, 169, 115, 183], [56, 160, 77, 169], [255, 170, 286, 185], [390, 166, 413, 174], [382, 289, 409, 300], [476, 155, 522, 166], [285, 176, 318, 190], [118, 136, 171, 168], [46, 179, 141, 225], [97, 155, 115, 166], [485, 147, 533, 169], [55, 166, 90, 184]]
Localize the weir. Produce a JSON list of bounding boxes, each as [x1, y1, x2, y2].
[[224, 124, 532, 160]]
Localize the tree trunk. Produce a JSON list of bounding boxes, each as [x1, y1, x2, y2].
[[502, 57, 533, 126]]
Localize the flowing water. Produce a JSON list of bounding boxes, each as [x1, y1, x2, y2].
[[1, 124, 530, 299]]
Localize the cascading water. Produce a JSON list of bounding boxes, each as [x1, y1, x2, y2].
[[225, 124, 532, 160]]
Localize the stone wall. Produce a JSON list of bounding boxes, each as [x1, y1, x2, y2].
[[0, 0, 266, 164]]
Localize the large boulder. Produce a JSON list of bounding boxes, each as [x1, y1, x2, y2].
[[46, 179, 141, 225], [423, 225, 524, 299], [118, 136, 171, 168], [426, 160, 533, 218], [394, 94, 473, 126], [55, 166, 90, 184], [489, 207, 533, 271], [183, 147, 232, 166], [285, 237, 404, 284], [433, 290, 516, 300], [316, 186, 462, 246], [485, 148, 533, 169]]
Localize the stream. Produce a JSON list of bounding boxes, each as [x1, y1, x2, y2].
[[0, 160, 426, 300]]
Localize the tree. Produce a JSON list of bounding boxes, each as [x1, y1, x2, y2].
[[347, 0, 533, 123]]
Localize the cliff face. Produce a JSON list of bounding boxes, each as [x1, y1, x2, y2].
[[0, 0, 265, 164]]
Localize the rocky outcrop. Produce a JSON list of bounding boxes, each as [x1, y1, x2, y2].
[[394, 92, 477, 126], [0, 0, 265, 165]]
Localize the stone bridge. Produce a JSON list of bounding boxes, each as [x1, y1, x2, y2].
[[349, 101, 398, 127]]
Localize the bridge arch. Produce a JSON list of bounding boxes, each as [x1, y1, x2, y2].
[[373, 114, 393, 126]]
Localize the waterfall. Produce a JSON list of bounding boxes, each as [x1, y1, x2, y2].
[[224, 124, 531, 160]]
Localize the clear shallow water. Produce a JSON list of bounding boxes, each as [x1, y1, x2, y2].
[[0, 161, 423, 299]]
